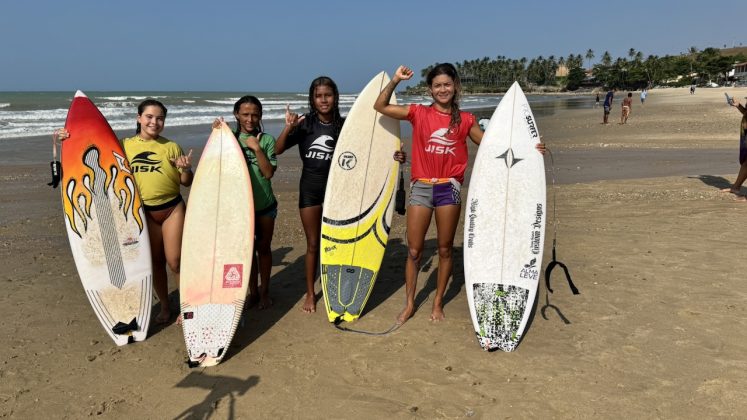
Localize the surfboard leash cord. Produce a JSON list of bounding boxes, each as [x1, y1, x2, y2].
[[331, 253, 434, 336], [544, 148, 579, 296], [48, 130, 62, 188]]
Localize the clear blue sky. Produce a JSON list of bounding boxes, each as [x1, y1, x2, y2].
[[0, 0, 733, 92]]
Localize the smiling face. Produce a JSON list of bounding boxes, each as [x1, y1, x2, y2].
[[312, 84, 335, 119], [234, 102, 262, 134], [429, 74, 456, 108], [136, 105, 166, 140]]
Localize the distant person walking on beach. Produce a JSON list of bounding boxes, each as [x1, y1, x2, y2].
[[374, 64, 545, 324], [640, 89, 647, 105], [214, 95, 278, 310], [276, 77, 405, 313], [595, 93, 600, 108], [602, 88, 615, 124], [721, 98, 747, 199], [56, 99, 194, 324], [620, 92, 633, 124]]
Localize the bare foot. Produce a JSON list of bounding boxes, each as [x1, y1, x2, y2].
[[258, 294, 273, 310], [175, 313, 183, 326], [721, 187, 741, 195], [429, 305, 446, 322], [396, 304, 415, 325], [155, 309, 171, 325], [301, 293, 316, 313], [736, 195, 747, 202]]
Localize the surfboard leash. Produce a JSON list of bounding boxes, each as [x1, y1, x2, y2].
[[544, 148, 579, 296], [333, 318, 402, 336], [48, 129, 62, 188], [395, 167, 407, 215], [330, 253, 434, 336]]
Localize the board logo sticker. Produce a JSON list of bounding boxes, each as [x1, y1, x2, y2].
[[530, 203, 543, 254], [521, 104, 539, 139], [519, 258, 539, 281], [338, 151, 357, 170], [467, 198, 478, 248], [222, 264, 243, 288], [496, 148, 523, 168]]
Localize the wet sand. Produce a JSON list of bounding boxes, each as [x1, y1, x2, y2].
[[1, 87, 746, 418]]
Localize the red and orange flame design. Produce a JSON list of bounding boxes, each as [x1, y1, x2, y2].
[[61, 93, 144, 238]]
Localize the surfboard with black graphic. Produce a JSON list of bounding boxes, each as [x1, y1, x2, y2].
[[60, 91, 152, 346], [320, 72, 401, 323], [464, 82, 546, 351]]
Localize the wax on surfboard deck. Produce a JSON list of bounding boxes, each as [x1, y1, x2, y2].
[[60, 90, 152, 346], [320, 71, 401, 323], [463, 82, 546, 351], [179, 121, 254, 367]]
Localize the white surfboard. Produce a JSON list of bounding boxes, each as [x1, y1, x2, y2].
[[464, 82, 546, 351], [61, 91, 152, 346], [180, 121, 254, 367], [320, 71, 401, 323]]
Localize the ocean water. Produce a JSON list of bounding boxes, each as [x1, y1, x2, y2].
[[0, 91, 591, 140]]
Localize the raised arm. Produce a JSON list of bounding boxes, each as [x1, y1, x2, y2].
[[275, 104, 305, 155], [374, 65, 413, 120], [734, 100, 747, 116]]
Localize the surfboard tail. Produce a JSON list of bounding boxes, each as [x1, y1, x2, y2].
[[473, 283, 530, 352], [321, 264, 377, 323]]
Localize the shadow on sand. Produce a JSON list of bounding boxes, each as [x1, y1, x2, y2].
[[688, 174, 734, 191], [173, 371, 259, 420], [220, 246, 306, 364]]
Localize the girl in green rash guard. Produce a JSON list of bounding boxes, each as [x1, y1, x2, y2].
[[213, 95, 277, 309]]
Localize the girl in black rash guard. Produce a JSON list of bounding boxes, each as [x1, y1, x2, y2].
[[276, 76, 344, 314]]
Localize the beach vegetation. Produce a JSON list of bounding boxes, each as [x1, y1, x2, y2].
[[404, 46, 747, 94]]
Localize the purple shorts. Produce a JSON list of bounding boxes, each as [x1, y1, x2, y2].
[[409, 179, 462, 208]]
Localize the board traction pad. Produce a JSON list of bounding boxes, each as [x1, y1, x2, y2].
[[473, 283, 529, 351]]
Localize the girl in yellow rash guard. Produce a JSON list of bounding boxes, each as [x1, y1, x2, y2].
[[59, 99, 193, 324]]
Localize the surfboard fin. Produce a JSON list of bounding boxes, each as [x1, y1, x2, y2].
[[111, 317, 139, 335]]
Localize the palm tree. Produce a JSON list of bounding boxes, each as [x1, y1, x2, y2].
[[585, 49, 595, 69], [601, 51, 612, 67]]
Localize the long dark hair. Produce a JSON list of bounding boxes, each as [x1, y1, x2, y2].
[[232, 95, 263, 136], [426, 63, 462, 129], [308, 76, 343, 136], [135, 99, 168, 134]]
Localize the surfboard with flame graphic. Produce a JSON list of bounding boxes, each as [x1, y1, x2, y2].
[[60, 91, 152, 346], [320, 72, 401, 323]]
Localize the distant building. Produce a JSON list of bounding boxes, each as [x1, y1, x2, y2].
[[729, 62, 747, 84]]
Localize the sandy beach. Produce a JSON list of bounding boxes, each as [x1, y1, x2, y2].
[[2, 87, 747, 418]]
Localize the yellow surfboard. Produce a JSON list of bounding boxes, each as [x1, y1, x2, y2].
[[320, 72, 401, 323]]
